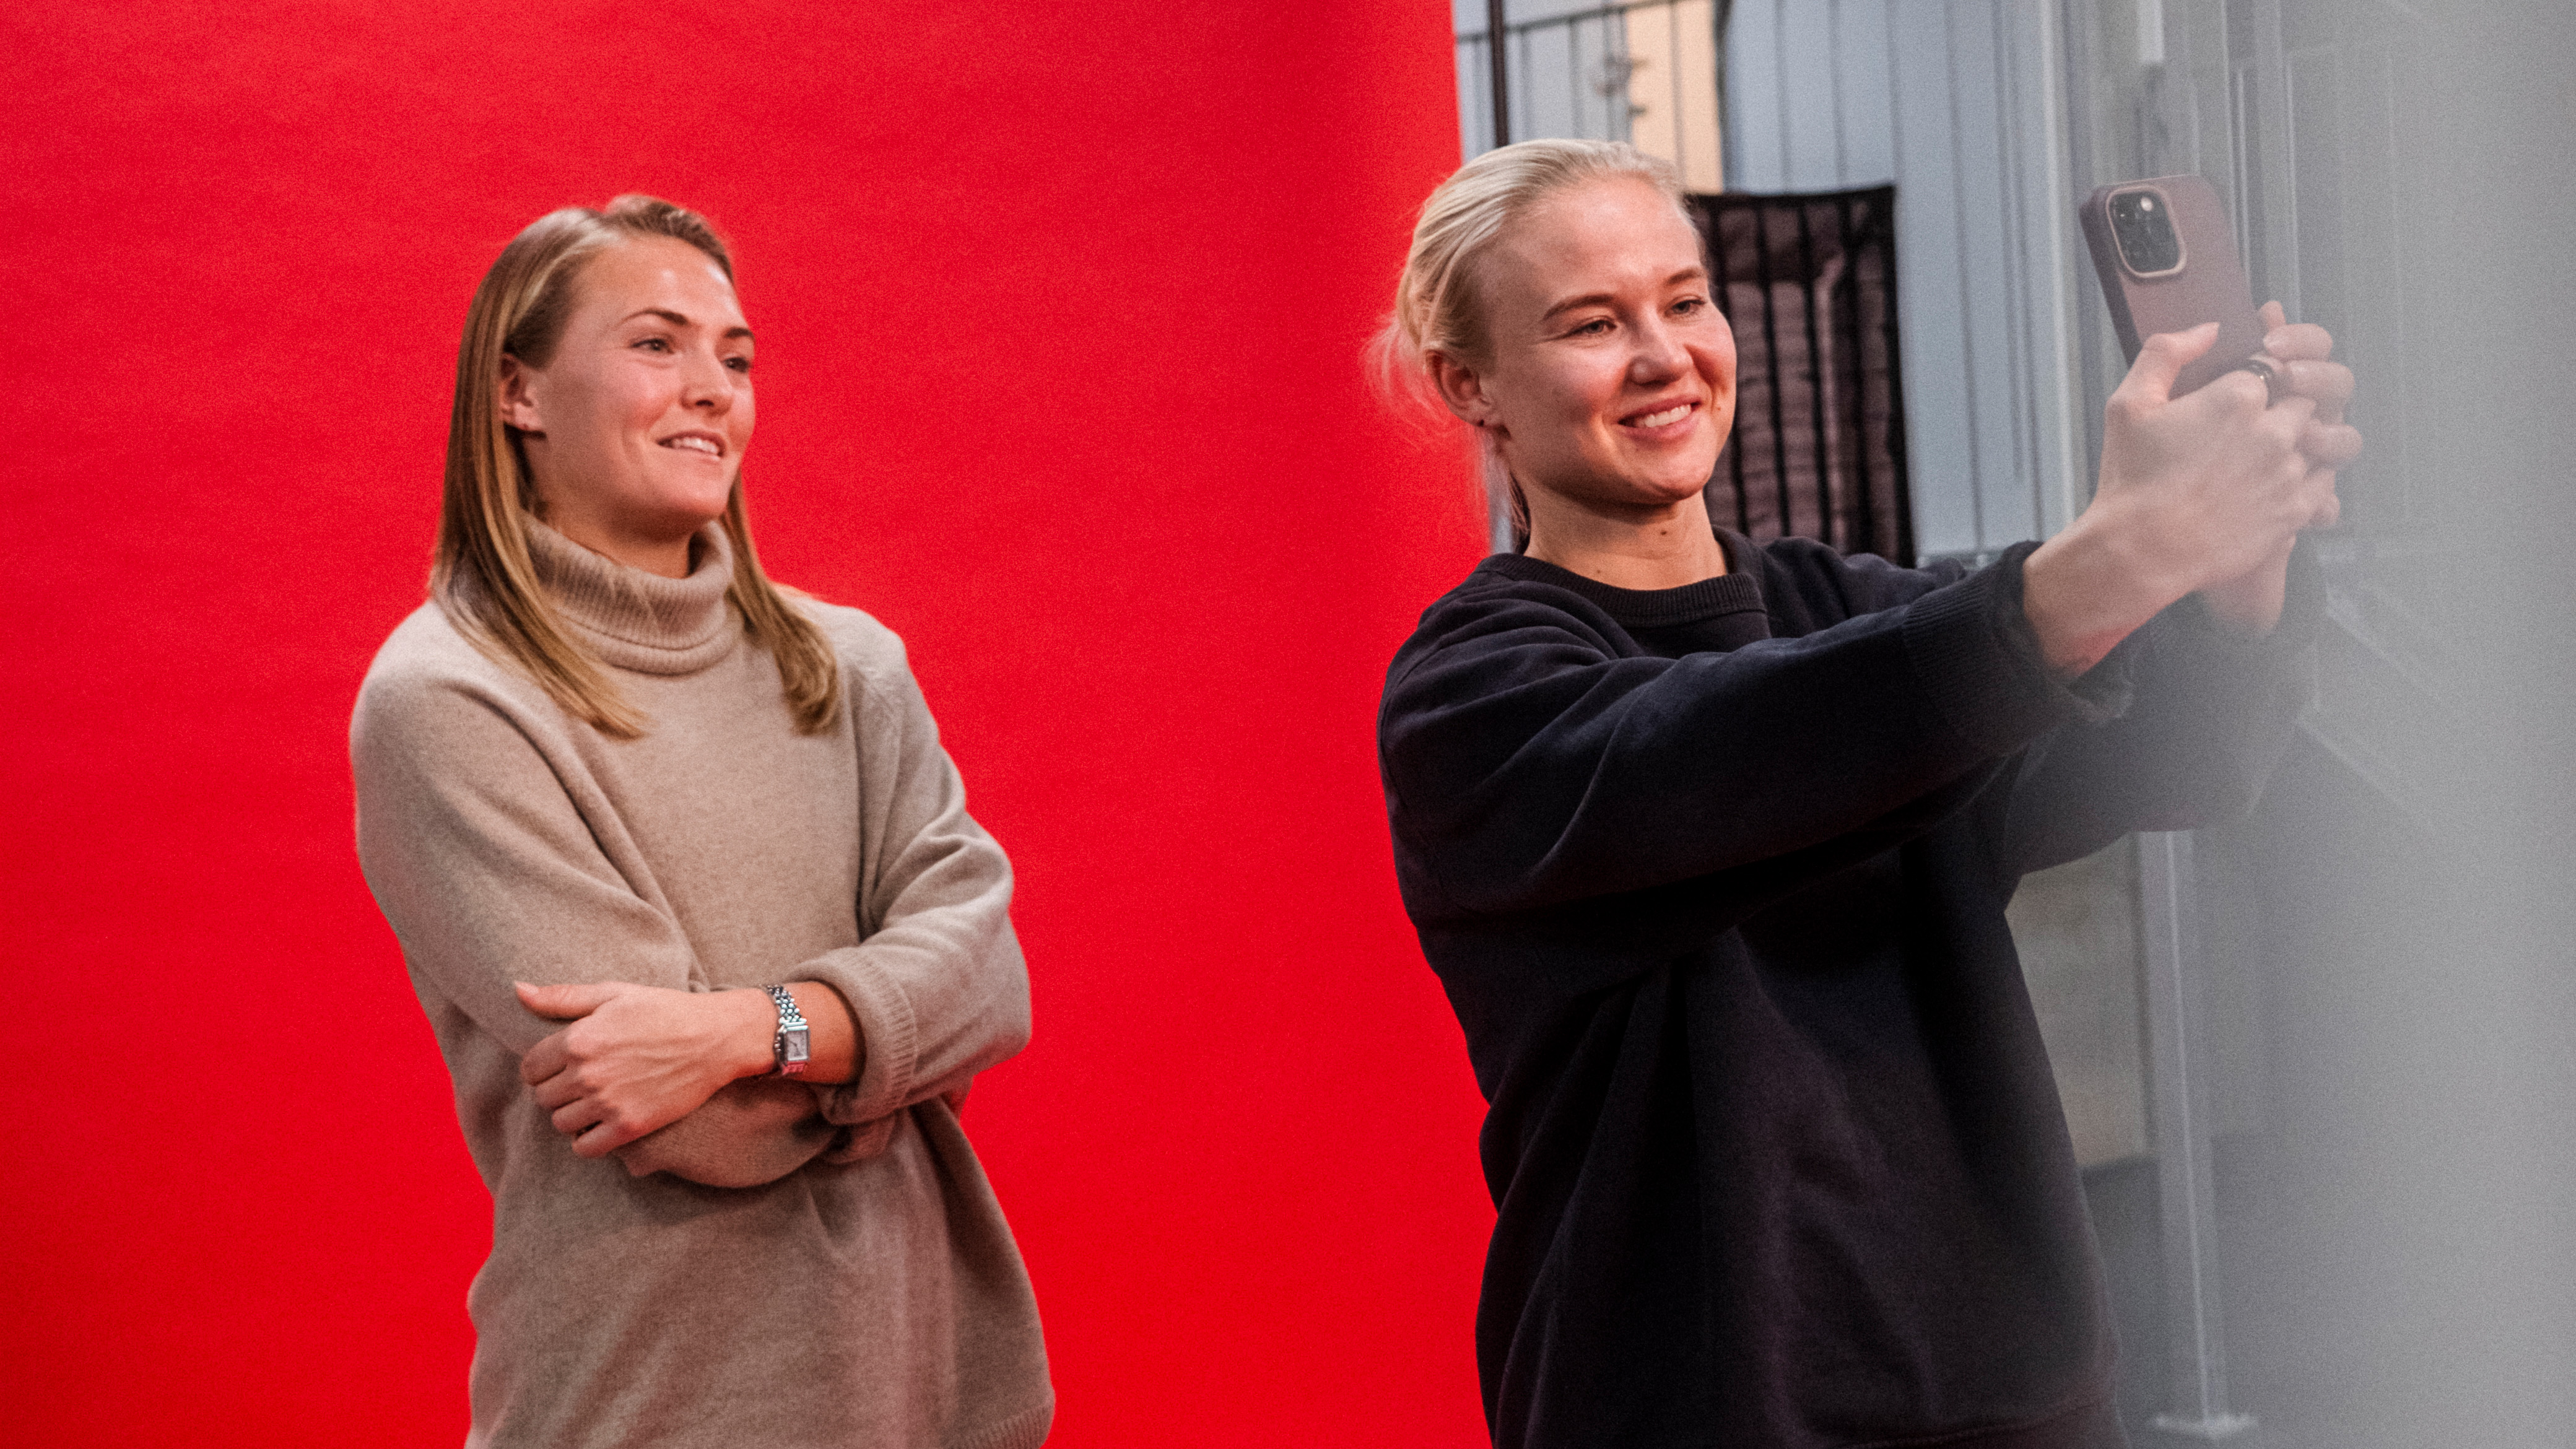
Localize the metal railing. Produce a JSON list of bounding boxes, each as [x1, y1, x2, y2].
[[1456, 0, 1727, 189], [1697, 186, 1915, 565]]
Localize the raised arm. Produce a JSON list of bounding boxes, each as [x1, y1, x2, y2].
[[1382, 554, 2107, 918], [1997, 547, 2323, 876], [1998, 306, 2356, 872]]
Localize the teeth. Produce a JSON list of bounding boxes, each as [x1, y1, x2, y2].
[[1631, 405, 1690, 429], [664, 436, 720, 456]]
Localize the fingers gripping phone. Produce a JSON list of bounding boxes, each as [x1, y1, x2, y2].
[[2078, 174, 2273, 398]]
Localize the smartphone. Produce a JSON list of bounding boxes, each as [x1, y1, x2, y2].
[[2078, 174, 2268, 398]]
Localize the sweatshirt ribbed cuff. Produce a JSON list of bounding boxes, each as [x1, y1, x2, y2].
[[1900, 542, 2129, 758], [803, 951, 921, 1130], [2165, 531, 2328, 661]]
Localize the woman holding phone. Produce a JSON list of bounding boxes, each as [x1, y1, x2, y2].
[[1372, 141, 2356, 1448], [352, 197, 1051, 1448]]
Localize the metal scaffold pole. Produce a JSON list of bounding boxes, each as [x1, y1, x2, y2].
[[2137, 830, 2257, 1445], [1488, 0, 1512, 148]]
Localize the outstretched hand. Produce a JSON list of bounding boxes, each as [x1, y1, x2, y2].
[[2095, 320, 2321, 584], [516, 981, 775, 1157], [2191, 302, 2362, 627], [2024, 308, 2357, 672], [2253, 298, 2361, 523]]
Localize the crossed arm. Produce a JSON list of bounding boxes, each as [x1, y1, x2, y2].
[[513, 977, 858, 1166], [355, 627, 1028, 1189]]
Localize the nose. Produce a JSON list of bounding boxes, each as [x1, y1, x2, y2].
[[1628, 313, 1690, 385], [681, 346, 738, 411]]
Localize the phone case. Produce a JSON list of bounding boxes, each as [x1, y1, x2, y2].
[[2078, 173, 2265, 398]]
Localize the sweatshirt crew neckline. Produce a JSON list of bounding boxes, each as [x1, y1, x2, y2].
[[1476, 528, 1765, 630], [524, 518, 738, 676]]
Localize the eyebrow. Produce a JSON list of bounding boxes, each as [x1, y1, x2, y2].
[[1539, 267, 1711, 324], [625, 307, 755, 342]]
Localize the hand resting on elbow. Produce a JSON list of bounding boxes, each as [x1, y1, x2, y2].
[[514, 979, 863, 1177]]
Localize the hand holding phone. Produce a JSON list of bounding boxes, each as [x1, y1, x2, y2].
[[2021, 316, 2325, 670], [2079, 175, 2278, 399], [2078, 175, 2361, 507], [2044, 175, 2362, 655]]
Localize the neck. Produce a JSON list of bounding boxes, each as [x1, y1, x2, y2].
[[539, 505, 705, 580], [1523, 488, 1726, 590]]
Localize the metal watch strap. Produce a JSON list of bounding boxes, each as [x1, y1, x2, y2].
[[764, 985, 809, 1076]]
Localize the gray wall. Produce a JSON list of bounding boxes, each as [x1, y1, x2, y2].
[[1726, 0, 2087, 562], [1453, 0, 1657, 155]]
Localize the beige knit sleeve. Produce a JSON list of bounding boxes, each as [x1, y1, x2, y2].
[[791, 633, 1031, 1159], [352, 645, 830, 1188], [609, 1077, 836, 1187]]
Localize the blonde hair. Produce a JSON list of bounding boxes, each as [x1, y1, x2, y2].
[[434, 195, 842, 739], [1368, 140, 1692, 538]]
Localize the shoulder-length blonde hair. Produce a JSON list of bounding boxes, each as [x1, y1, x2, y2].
[[1367, 140, 1690, 541], [435, 195, 841, 739]]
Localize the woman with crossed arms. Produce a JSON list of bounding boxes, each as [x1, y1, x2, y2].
[[354, 197, 1050, 1448], [1373, 141, 2357, 1448]]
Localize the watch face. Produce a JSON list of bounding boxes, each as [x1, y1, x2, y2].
[[783, 1029, 811, 1064]]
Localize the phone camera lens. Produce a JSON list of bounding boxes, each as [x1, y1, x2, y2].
[[2109, 188, 2182, 276]]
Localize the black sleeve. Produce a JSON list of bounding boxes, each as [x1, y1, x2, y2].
[[1996, 540, 2323, 877], [1380, 548, 2113, 916]]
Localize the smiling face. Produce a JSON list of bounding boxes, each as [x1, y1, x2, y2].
[[499, 235, 754, 576], [1438, 177, 1736, 528]]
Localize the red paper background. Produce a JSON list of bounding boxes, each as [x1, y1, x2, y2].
[[0, 2, 1496, 1443]]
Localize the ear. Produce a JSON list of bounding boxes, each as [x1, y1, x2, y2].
[[497, 353, 544, 435], [1426, 349, 1503, 435]]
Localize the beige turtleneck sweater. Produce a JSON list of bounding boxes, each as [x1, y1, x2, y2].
[[351, 520, 1051, 1449]]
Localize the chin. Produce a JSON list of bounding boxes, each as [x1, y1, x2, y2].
[[1638, 456, 1720, 502], [653, 485, 738, 528], [1604, 450, 1719, 500], [1628, 472, 1715, 508]]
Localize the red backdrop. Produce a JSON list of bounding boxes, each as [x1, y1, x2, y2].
[[0, 2, 1497, 1443]]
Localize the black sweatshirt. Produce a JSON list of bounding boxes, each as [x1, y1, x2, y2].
[[1377, 531, 2317, 1449]]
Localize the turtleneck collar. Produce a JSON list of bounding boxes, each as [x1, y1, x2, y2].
[[523, 518, 739, 676]]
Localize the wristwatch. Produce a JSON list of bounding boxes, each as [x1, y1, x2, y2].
[[764, 985, 809, 1076]]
